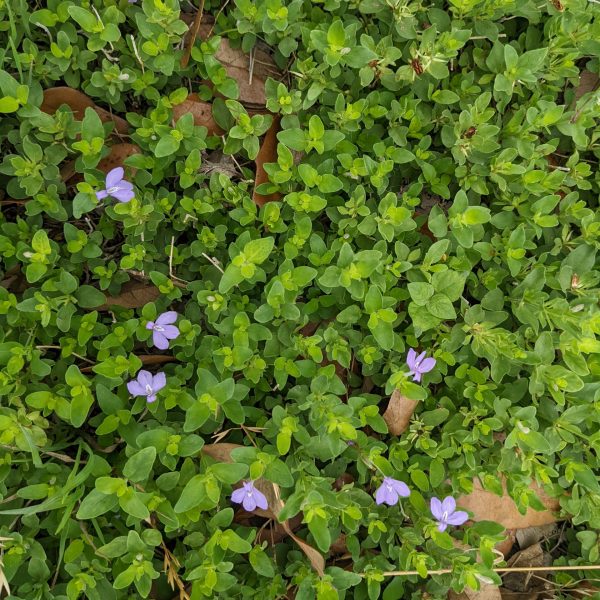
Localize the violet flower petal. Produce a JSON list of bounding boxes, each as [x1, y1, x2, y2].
[[105, 167, 124, 188], [430, 497, 443, 520], [127, 380, 145, 396], [155, 311, 178, 326], [446, 510, 469, 526], [153, 331, 170, 350], [152, 372, 166, 392]]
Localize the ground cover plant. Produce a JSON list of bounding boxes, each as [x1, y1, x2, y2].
[[0, 0, 600, 598]]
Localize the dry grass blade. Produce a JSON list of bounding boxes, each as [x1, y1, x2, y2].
[[0, 536, 11, 597], [383, 389, 419, 435]]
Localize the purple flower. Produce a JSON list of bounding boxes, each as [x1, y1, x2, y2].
[[430, 496, 469, 532], [231, 481, 268, 512], [96, 167, 134, 203], [146, 311, 179, 350], [375, 477, 411, 506], [406, 348, 436, 383], [127, 370, 166, 403]]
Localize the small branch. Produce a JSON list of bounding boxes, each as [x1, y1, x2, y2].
[[181, 0, 206, 68], [169, 236, 189, 285], [375, 565, 600, 578], [124, 269, 188, 290], [201, 253, 224, 273], [36, 345, 95, 365]]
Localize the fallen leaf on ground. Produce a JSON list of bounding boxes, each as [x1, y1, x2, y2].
[[138, 355, 179, 367], [457, 479, 560, 529], [41, 87, 129, 134], [515, 523, 560, 551], [253, 115, 282, 206], [62, 143, 142, 184], [98, 281, 160, 310], [201, 443, 241, 463], [281, 520, 325, 577], [181, 0, 206, 69], [173, 94, 223, 136], [503, 543, 551, 594], [383, 389, 419, 435], [496, 529, 517, 558], [448, 583, 502, 600], [574, 70, 600, 102], [97, 143, 141, 174], [201, 442, 325, 576]]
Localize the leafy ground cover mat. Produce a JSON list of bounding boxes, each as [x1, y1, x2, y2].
[[0, 0, 600, 599]]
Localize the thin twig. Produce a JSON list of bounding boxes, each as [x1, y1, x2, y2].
[[169, 236, 189, 284], [36, 346, 95, 365], [181, 0, 206, 68], [207, 0, 231, 38], [124, 269, 188, 290], [201, 253, 224, 273], [376, 565, 600, 578]]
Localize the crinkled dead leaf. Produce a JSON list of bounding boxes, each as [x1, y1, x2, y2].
[[98, 281, 160, 310], [41, 87, 129, 134], [574, 70, 600, 102], [253, 115, 282, 206], [201, 443, 325, 576], [173, 94, 223, 136], [448, 583, 502, 600], [383, 389, 419, 435], [97, 143, 141, 175], [503, 543, 552, 595], [190, 25, 281, 106], [457, 479, 560, 529], [62, 143, 143, 184]]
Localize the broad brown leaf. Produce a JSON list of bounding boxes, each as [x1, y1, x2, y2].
[[138, 355, 179, 367], [193, 25, 281, 106], [97, 144, 141, 174], [62, 143, 142, 184], [201, 443, 325, 576], [41, 87, 129, 134], [449, 584, 502, 600], [98, 281, 160, 310], [253, 115, 282, 206], [383, 389, 418, 435], [457, 479, 560, 529], [574, 70, 600, 102], [173, 94, 223, 136]]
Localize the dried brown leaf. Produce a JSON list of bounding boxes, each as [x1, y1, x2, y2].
[[498, 589, 540, 600], [503, 543, 552, 594], [138, 355, 179, 367], [457, 479, 560, 529], [97, 143, 141, 174], [173, 94, 223, 136], [574, 71, 600, 102], [282, 520, 325, 577], [62, 143, 142, 184], [193, 26, 281, 106], [201, 443, 241, 463], [41, 87, 129, 134], [253, 115, 282, 206], [448, 584, 503, 600], [201, 443, 325, 576], [383, 390, 419, 435], [98, 281, 160, 310], [515, 523, 559, 551]]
